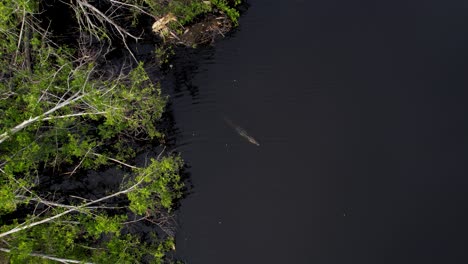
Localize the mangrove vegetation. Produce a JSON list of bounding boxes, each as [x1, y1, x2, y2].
[[0, 0, 241, 263]]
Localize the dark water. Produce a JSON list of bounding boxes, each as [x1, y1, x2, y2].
[[169, 1, 468, 263]]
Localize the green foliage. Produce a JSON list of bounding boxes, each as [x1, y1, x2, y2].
[[0, 185, 17, 213], [83, 214, 126, 239], [167, 0, 212, 25], [155, 45, 175, 66], [0, 0, 186, 263], [1, 211, 178, 263], [210, 0, 240, 25], [136, 0, 240, 27], [0, 0, 244, 261], [162, 0, 241, 26], [91, 235, 175, 264], [128, 156, 184, 214]]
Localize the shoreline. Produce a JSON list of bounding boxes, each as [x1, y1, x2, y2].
[[0, 1, 244, 262]]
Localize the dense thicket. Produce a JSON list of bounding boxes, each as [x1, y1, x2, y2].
[[0, 0, 241, 263]]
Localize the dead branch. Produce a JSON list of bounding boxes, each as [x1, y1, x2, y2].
[[15, 195, 125, 211], [108, 0, 156, 18], [0, 92, 84, 144], [0, 168, 150, 238], [42, 111, 107, 121], [91, 152, 138, 169], [71, 0, 141, 62], [0, 247, 94, 264]]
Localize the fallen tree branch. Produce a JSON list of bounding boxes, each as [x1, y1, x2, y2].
[[14, 5, 27, 64], [41, 111, 107, 120], [15, 196, 124, 210], [0, 92, 84, 144], [74, 0, 140, 62], [108, 0, 156, 18], [91, 153, 138, 169], [0, 170, 148, 238], [76, 0, 139, 40], [0, 247, 94, 264]]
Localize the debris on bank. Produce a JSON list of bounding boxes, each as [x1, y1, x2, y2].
[[151, 1, 239, 47]]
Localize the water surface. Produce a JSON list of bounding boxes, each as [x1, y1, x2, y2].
[[169, 1, 468, 263]]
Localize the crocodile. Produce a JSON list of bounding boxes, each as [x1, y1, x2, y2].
[[224, 117, 260, 146]]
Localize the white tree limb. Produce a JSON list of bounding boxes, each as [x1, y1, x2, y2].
[[41, 111, 107, 120], [91, 152, 138, 169], [0, 92, 84, 144], [0, 247, 94, 264], [109, 0, 156, 18], [75, 0, 140, 62], [0, 171, 148, 238]]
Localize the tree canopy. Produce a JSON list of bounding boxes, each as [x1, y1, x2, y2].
[[0, 0, 197, 263]]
